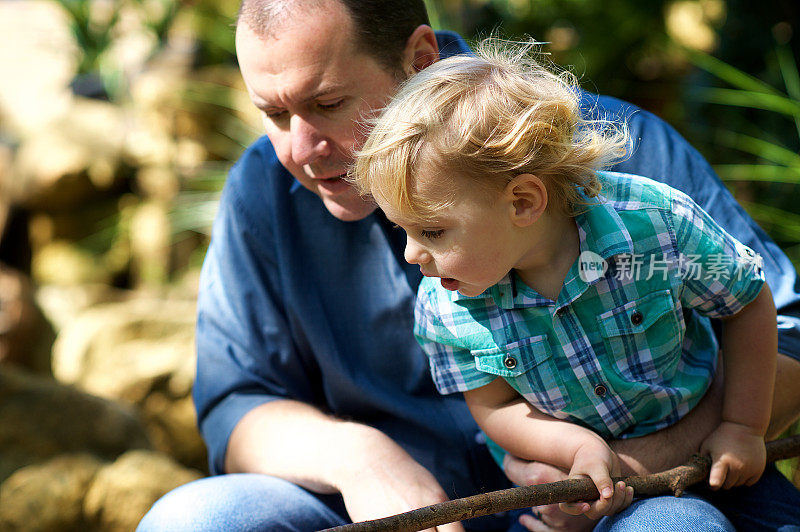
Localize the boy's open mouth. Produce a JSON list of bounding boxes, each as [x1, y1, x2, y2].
[[440, 278, 459, 291]]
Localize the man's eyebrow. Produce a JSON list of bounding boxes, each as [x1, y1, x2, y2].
[[310, 84, 348, 100], [254, 84, 349, 110]]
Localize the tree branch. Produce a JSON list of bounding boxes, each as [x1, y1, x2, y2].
[[322, 434, 800, 532]]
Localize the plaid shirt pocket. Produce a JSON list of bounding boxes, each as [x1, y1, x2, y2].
[[473, 335, 568, 413], [597, 289, 682, 384]]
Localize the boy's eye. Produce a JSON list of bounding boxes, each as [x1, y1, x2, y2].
[[420, 229, 444, 239]]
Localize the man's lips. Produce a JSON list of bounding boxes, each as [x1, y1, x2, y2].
[[314, 173, 350, 194]]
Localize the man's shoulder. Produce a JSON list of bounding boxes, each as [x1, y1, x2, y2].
[[222, 135, 297, 210], [435, 30, 472, 59]]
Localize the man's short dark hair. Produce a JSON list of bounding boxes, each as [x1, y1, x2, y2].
[[238, 0, 430, 74]]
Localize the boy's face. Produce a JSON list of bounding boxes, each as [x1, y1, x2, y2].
[[382, 168, 527, 297]]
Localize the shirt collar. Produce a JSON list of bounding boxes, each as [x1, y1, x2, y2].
[[574, 184, 634, 261]]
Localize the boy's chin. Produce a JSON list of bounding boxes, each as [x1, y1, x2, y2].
[[455, 285, 488, 298]]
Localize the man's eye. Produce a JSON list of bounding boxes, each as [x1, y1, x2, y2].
[[263, 109, 287, 120], [420, 229, 444, 239], [318, 99, 344, 111]]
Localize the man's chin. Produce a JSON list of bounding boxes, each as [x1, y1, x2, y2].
[[321, 195, 377, 222]]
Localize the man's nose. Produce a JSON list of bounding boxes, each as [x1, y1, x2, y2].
[[404, 237, 431, 265], [290, 114, 330, 166]]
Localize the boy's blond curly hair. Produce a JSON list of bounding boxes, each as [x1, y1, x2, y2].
[[350, 38, 630, 222]]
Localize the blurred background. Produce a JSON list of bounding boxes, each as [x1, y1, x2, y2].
[[0, 0, 797, 530]]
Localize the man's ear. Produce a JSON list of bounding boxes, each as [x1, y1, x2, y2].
[[504, 174, 548, 227], [402, 25, 439, 75]]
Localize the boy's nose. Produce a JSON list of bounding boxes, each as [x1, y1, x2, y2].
[[404, 238, 431, 265]]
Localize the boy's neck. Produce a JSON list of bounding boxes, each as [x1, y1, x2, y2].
[[514, 209, 580, 302]]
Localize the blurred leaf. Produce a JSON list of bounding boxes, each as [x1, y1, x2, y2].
[[776, 44, 800, 140], [714, 131, 800, 167], [683, 48, 782, 96], [715, 164, 800, 184], [739, 201, 800, 241], [694, 87, 800, 117]]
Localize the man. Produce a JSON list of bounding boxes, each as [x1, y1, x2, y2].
[[138, 0, 800, 530]]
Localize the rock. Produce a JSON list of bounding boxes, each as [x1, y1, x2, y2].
[[0, 367, 151, 484], [130, 201, 172, 286], [35, 283, 128, 334], [83, 449, 202, 532], [0, 1, 75, 138], [52, 297, 196, 402], [51, 296, 206, 470], [0, 264, 54, 375], [0, 453, 103, 532], [31, 240, 111, 287], [0, 142, 12, 240], [140, 393, 208, 472], [11, 99, 128, 211]]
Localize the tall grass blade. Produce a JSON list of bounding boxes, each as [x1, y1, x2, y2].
[[685, 48, 782, 96]]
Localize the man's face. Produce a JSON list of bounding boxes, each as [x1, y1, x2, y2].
[[236, 3, 402, 221]]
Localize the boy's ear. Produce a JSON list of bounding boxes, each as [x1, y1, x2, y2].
[[504, 173, 548, 227], [402, 25, 439, 75]]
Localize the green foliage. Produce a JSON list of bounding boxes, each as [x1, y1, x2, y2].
[[426, 0, 673, 102], [52, 0, 181, 100], [685, 44, 800, 265]]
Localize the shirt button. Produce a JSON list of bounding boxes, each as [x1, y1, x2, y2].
[[630, 310, 643, 325], [594, 383, 607, 397], [555, 307, 566, 317], [504, 356, 517, 369]]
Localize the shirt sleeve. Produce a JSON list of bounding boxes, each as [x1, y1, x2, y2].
[[670, 189, 766, 318], [413, 280, 496, 394], [193, 141, 315, 475]]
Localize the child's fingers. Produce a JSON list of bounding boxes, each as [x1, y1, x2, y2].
[[558, 501, 590, 516], [583, 466, 614, 501], [722, 467, 742, 490], [708, 459, 728, 490], [584, 482, 633, 519]]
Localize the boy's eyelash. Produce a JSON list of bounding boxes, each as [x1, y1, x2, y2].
[[390, 224, 443, 240], [420, 229, 444, 239]]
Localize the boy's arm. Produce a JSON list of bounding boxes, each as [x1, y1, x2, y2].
[[464, 378, 618, 501], [700, 283, 777, 489]]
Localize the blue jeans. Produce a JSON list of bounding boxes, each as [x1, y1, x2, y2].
[[137, 465, 800, 531]]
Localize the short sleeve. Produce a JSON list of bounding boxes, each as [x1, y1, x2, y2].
[[413, 280, 496, 394], [671, 190, 766, 317]]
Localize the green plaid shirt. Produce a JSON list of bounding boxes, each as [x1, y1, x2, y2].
[[414, 171, 765, 439]]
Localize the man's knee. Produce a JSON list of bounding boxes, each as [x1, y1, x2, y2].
[[136, 474, 347, 531], [594, 494, 735, 532]]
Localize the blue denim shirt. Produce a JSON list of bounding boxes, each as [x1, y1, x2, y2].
[[194, 31, 800, 499]]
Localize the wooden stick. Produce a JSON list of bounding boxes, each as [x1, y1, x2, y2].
[[321, 434, 800, 532]]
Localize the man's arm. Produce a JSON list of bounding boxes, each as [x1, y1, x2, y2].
[[768, 353, 800, 438], [610, 350, 799, 476], [225, 399, 464, 530], [194, 143, 464, 530]]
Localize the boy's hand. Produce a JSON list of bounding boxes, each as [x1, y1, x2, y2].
[[700, 420, 766, 489], [559, 440, 634, 518]]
